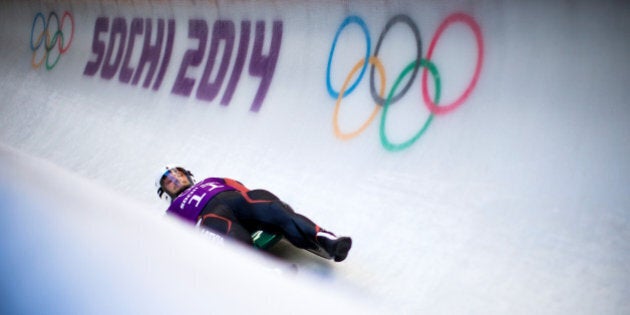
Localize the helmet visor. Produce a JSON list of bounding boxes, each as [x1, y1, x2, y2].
[[160, 168, 192, 197]]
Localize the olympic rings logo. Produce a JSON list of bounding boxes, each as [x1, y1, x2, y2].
[[30, 11, 75, 70], [326, 13, 484, 151]]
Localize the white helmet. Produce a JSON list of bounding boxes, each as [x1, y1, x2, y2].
[[155, 165, 196, 203]]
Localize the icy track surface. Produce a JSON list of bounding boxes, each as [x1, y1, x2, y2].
[[1, 0, 629, 314]]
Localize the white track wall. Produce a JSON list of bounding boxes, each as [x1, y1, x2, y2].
[[1, 0, 629, 314]]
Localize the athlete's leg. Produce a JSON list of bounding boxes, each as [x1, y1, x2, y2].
[[220, 188, 352, 261], [198, 199, 253, 245], [234, 189, 322, 249], [246, 189, 280, 201]]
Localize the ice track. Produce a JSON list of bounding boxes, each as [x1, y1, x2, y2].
[[1, 1, 629, 314]]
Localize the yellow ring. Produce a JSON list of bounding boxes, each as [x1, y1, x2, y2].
[[31, 50, 45, 69], [333, 56, 386, 140]]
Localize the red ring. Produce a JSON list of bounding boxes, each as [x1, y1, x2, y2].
[[59, 11, 74, 53], [422, 13, 483, 115]]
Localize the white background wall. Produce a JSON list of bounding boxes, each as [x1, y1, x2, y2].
[[1, 0, 629, 313]]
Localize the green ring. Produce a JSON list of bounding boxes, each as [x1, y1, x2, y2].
[[45, 31, 63, 70], [379, 59, 441, 151]]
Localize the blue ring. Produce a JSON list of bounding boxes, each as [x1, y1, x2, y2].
[[326, 16, 371, 99], [30, 12, 46, 51]]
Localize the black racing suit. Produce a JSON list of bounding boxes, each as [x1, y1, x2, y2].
[[168, 177, 321, 249]]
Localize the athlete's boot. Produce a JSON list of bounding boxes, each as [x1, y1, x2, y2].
[[316, 231, 352, 262]]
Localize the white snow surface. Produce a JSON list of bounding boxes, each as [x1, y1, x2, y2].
[[1, 0, 629, 314]]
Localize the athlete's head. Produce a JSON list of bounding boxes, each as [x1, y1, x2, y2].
[[156, 165, 195, 203]]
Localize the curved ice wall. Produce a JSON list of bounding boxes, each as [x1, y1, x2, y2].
[[1, 0, 629, 314]]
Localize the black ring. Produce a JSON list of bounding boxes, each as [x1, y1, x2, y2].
[[369, 14, 422, 106]]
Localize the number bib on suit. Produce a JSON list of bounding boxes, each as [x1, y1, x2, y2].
[[166, 177, 236, 224]]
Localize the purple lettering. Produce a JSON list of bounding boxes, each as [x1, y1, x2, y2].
[[101, 17, 127, 80], [84, 16, 283, 112], [153, 19, 175, 91], [196, 20, 235, 102], [132, 19, 164, 88], [248, 20, 282, 112], [221, 20, 250, 106], [119, 18, 143, 83], [172, 19, 208, 97], [83, 17, 109, 76]]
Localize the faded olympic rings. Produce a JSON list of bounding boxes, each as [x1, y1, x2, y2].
[[30, 11, 74, 70], [326, 13, 484, 151]]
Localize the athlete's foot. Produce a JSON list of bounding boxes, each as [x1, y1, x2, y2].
[[316, 231, 352, 262]]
